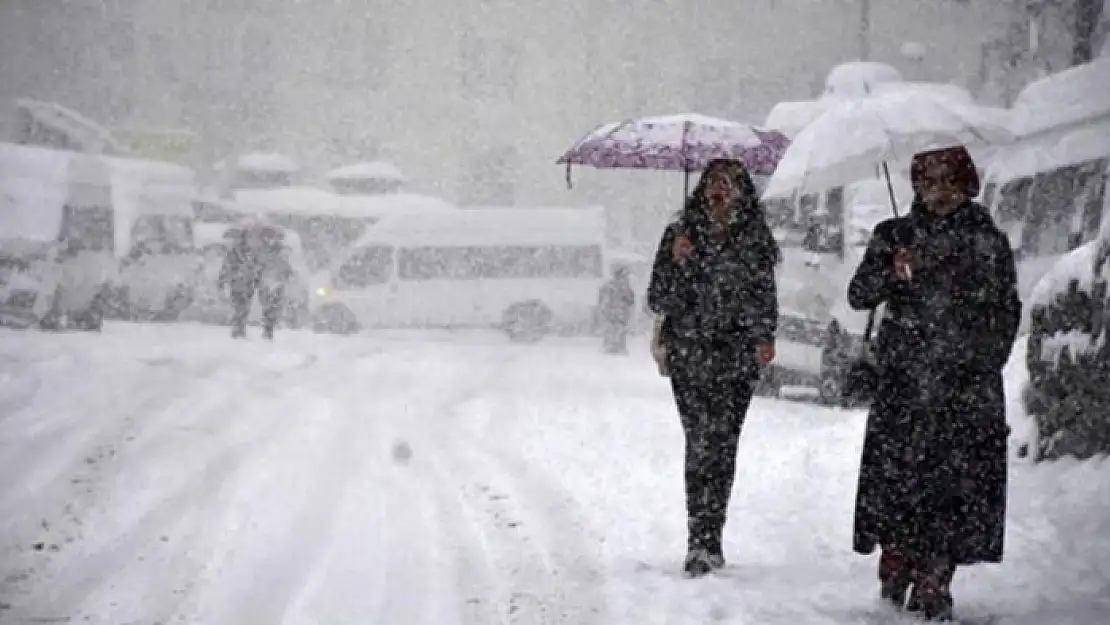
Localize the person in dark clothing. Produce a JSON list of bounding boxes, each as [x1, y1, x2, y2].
[[848, 145, 1021, 620], [218, 224, 292, 339], [597, 266, 636, 354], [647, 158, 779, 577]]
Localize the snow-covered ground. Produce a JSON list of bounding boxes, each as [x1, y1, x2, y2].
[[0, 324, 1106, 624]]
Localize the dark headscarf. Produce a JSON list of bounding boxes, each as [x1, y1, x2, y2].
[[910, 144, 980, 198], [682, 158, 781, 264]]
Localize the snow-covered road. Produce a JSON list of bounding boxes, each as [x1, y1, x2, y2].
[[0, 324, 1107, 624]]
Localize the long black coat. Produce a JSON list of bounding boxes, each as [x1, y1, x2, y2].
[[647, 205, 779, 355], [848, 200, 1021, 565]]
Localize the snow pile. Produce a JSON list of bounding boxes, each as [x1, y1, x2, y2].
[[1027, 238, 1109, 312]]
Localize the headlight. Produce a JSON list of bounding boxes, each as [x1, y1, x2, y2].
[[314, 285, 330, 298]]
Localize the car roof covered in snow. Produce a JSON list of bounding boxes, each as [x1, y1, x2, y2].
[[353, 206, 607, 249], [325, 161, 405, 182], [233, 187, 455, 220]]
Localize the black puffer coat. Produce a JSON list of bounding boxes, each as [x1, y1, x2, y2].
[[849, 199, 1021, 565]]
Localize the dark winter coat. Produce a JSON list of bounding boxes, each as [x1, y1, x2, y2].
[[849, 199, 1021, 565], [647, 196, 779, 372], [218, 239, 260, 294]]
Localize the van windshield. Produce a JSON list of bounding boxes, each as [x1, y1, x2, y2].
[[59, 205, 114, 255], [129, 215, 194, 256]]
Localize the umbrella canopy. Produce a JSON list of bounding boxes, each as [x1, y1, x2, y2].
[[763, 91, 1014, 199], [557, 113, 790, 188]]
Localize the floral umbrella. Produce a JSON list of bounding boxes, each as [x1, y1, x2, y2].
[[557, 113, 791, 194]]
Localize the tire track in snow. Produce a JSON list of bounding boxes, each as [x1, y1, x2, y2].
[[362, 347, 608, 625], [178, 350, 398, 625], [1, 363, 323, 623]]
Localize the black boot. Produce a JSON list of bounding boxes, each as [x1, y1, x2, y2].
[[878, 548, 911, 608], [683, 547, 712, 577], [705, 528, 725, 569]]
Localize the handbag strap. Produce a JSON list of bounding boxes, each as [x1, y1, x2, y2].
[[862, 307, 878, 342]]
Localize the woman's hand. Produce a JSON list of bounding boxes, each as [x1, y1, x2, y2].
[[893, 248, 914, 280], [756, 340, 775, 365], [672, 235, 693, 263]]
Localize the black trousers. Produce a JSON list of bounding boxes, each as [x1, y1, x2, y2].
[[230, 281, 284, 334], [668, 338, 758, 553]]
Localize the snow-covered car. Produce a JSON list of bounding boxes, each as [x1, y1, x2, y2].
[[179, 221, 312, 328], [1022, 225, 1110, 461]]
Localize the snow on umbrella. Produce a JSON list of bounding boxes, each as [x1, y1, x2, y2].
[[763, 90, 1015, 204], [556, 113, 791, 193]]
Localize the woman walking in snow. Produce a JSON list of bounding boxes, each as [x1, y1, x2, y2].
[[647, 158, 779, 577], [848, 145, 1021, 620]]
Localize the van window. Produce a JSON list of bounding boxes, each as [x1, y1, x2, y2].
[[130, 215, 194, 255], [397, 245, 604, 281], [335, 245, 393, 288], [995, 177, 1032, 248], [1075, 158, 1108, 242], [1025, 167, 1080, 255], [59, 205, 114, 255], [981, 182, 997, 209]]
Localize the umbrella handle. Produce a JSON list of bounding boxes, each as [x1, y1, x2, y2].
[[882, 161, 899, 218]]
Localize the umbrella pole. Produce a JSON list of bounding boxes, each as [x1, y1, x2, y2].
[[683, 169, 690, 198], [565, 163, 573, 189], [881, 160, 899, 217]]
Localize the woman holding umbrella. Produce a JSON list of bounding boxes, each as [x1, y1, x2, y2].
[[847, 145, 1021, 620], [647, 158, 779, 577]]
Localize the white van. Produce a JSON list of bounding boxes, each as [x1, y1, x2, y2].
[[0, 142, 199, 327], [232, 186, 455, 272], [979, 59, 1110, 331], [312, 207, 609, 340]]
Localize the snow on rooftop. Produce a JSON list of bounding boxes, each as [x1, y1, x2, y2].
[[234, 187, 455, 220], [221, 152, 301, 174], [325, 161, 406, 182], [355, 206, 606, 248]]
